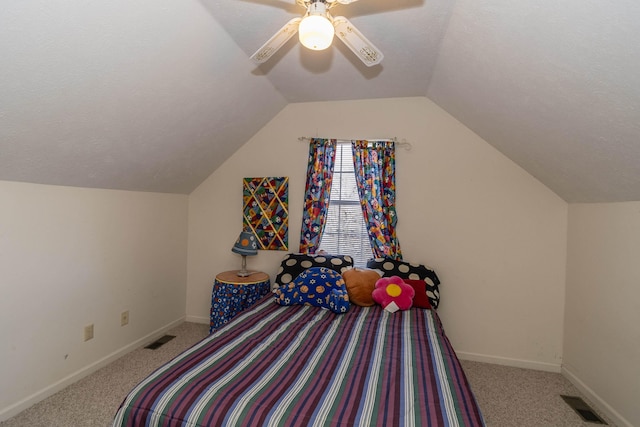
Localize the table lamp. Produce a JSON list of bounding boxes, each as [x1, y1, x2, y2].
[[231, 231, 258, 277]]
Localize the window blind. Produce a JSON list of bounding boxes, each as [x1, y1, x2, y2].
[[319, 143, 372, 267]]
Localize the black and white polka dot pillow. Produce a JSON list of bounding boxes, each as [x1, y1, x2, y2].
[[274, 253, 354, 289], [366, 257, 441, 309]]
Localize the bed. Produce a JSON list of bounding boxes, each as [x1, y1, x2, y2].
[[113, 294, 484, 426]]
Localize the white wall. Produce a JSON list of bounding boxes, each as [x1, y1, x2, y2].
[[0, 181, 188, 420], [187, 97, 568, 370], [564, 202, 640, 427]]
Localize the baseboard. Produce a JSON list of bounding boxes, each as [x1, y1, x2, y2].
[[562, 365, 633, 427], [185, 314, 210, 324], [457, 351, 562, 373], [0, 316, 185, 422]]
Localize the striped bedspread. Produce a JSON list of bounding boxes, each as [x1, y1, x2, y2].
[[113, 295, 484, 426]]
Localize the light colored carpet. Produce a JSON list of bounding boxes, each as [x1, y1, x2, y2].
[[1, 322, 210, 427], [460, 360, 614, 426], [1, 322, 614, 426]]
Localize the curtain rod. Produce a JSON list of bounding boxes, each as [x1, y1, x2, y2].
[[297, 136, 412, 150]]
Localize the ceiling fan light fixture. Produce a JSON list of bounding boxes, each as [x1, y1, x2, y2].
[[298, 3, 334, 51], [250, 0, 384, 67]]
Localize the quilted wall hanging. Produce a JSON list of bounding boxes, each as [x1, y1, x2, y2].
[[243, 177, 289, 251]]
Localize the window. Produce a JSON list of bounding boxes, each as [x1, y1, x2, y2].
[[318, 143, 372, 267]]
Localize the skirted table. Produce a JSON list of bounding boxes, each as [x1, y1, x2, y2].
[[209, 270, 271, 334]]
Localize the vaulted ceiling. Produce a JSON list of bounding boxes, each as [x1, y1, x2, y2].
[[2, 0, 639, 202]]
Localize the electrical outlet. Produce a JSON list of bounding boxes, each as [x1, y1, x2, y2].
[[84, 324, 94, 341], [121, 310, 129, 326]]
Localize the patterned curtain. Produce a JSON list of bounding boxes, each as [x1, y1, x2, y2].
[[352, 140, 402, 259], [299, 138, 337, 254]]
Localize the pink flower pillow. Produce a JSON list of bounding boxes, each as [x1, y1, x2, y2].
[[372, 276, 415, 312]]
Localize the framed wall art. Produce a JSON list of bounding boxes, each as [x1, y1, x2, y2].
[[242, 177, 288, 251]]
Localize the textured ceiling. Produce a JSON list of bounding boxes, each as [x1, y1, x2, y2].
[[0, 0, 287, 194], [428, 0, 640, 203], [1, 0, 639, 202]]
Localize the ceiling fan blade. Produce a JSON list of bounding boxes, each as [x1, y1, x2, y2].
[[239, 0, 300, 13], [307, 0, 359, 6], [250, 17, 302, 64], [333, 16, 383, 67]]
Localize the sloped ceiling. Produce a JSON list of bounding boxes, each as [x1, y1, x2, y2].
[[0, 0, 288, 194], [1, 0, 639, 202]]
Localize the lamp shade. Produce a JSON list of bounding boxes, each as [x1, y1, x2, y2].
[[299, 1, 334, 51], [232, 231, 258, 256]]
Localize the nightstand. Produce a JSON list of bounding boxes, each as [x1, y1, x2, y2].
[[209, 270, 271, 334]]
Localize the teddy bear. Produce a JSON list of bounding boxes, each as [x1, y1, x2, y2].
[[372, 276, 415, 313]]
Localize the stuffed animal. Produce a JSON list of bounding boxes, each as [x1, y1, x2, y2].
[[342, 268, 380, 306], [372, 276, 415, 313], [274, 267, 350, 314]]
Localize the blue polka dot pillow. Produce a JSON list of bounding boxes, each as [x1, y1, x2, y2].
[[274, 253, 354, 289], [274, 267, 350, 314], [366, 257, 441, 309]]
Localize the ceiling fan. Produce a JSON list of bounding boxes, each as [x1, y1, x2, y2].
[[250, 0, 383, 67]]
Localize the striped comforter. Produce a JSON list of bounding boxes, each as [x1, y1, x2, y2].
[[113, 295, 484, 426]]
